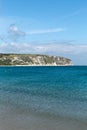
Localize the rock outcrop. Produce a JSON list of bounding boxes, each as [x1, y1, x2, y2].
[[0, 54, 73, 66]]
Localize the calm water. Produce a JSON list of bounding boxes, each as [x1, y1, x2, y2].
[[0, 66, 87, 121]]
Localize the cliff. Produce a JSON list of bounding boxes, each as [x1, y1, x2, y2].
[[0, 54, 73, 66]]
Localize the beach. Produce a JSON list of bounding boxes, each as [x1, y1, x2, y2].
[[0, 104, 87, 130]]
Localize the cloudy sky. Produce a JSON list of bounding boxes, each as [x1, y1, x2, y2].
[[0, 0, 87, 65]]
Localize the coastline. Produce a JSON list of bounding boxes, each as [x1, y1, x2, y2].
[[0, 64, 73, 67]]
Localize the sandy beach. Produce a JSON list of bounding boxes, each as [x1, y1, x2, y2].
[[0, 104, 87, 130]]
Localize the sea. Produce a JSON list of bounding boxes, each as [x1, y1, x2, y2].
[[0, 66, 87, 129]]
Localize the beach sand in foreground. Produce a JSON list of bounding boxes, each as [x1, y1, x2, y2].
[[0, 105, 87, 130]]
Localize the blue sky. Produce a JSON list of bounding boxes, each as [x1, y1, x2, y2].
[[0, 0, 87, 64]]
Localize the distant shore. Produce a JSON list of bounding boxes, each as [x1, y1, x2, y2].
[[0, 64, 73, 67], [0, 53, 73, 66]]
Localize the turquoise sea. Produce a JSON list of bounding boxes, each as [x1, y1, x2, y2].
[[0, 66, 87, 122]]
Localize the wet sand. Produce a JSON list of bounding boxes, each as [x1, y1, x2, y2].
[[0, 105, 87, 130]]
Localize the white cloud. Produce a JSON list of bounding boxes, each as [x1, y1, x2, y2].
[[27, 28, 65, 35], [8, 24, 25, 38], [0, 42, 87, 54], [62, 8, 86, 20], [63, 10, 81, 19], [0, 42, 87, 64]]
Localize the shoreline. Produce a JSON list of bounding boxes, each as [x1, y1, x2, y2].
[[0, 64, 73, 67], [0, 104, 87, 130]]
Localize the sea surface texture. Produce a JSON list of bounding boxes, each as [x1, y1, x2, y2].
[[0, 66, 87, 121]]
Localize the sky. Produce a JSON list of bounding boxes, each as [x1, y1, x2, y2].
[[0, 0, 87, 65]]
